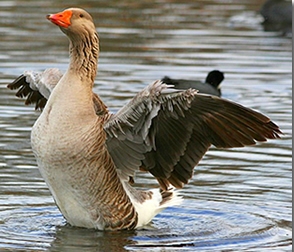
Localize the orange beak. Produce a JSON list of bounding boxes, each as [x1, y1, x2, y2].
[[46, 9, 72, 28]]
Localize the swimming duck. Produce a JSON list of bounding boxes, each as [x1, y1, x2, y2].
[[260, 0, 292, 33], [161, 70, 224, 97]]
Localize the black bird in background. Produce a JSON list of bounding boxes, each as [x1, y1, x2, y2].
[[260, 0, 292, 34], [162, 70, 224, 97]]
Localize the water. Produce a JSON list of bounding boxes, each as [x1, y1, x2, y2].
[[0, 0, 292, 251]]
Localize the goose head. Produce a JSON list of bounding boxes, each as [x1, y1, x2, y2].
[[46, 8, 97, 41], [46, 8, 99, 81]]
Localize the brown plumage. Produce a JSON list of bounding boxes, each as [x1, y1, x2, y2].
[[7, 8, 281, 230]]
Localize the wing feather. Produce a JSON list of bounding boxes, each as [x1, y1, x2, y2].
[[105, 80, 281, 189], [7, 69, 63, 110], [8, 74, 281, 190], [8, 69, 109, 115]]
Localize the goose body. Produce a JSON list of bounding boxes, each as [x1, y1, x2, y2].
[[8, 8, 281, 230]]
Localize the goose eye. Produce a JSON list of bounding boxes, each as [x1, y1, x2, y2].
[[79, 14, 84, 18]]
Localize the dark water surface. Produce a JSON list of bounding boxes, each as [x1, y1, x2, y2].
[[0, 0, 292, 251]]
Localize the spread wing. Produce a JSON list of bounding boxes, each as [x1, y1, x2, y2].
[[7, 68, 63, 110], [104, 80, 281, 190], [7, 69, 108, 115]]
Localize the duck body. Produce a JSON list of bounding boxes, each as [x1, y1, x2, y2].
[[161, 70, 224, 97], [8, 8, 281, 231], [260, 0, 292, 33]]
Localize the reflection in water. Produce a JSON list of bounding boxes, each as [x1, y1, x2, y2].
[[0, 0, 292, 251], [48, 225, 135, 252]]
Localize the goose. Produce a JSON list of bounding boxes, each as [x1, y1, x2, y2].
[[161, 70, 224, 97], [7, 8, 281, 230]]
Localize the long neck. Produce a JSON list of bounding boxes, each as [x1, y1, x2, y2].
[[68, 31, 99, 85], [45, 30, 100, 117]]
